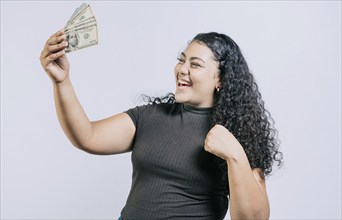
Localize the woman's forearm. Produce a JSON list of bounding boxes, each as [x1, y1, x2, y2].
[[53, 77, 93, 149], [227, 152, 270, 219]]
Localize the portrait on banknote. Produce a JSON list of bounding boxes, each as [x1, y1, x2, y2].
[[66, 31, 79, 51]]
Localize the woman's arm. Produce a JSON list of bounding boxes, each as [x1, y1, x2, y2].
[[226, 154, 270, 219], [53, 78, 135, 155], [204, 125, 270, 219], [40, 30, 135, 155]]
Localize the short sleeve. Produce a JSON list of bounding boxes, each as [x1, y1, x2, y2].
[[124, 106, 140, 128], [124, 104, 173, 130], [124, 104, 153, 128]]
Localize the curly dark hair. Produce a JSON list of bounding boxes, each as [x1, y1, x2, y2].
[[145, 32, 283, 177]]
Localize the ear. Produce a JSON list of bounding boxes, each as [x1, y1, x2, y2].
[[214, 70, 221, 89], [216, 81, 222, 90]]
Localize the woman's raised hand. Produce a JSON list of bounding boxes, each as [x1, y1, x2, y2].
[[204, 125, 245, 161], [40, 30, 70, 83]]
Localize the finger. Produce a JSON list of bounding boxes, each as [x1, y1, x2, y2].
[[47, 40, 68, 53], [46, 49, 66, 62], [41, 36, 67, 59], [42, 31, 65, 57], [40, 29, 65, 65], [46, 33, 66, 46], [41, 49, 66, 71], [204, 144, 212, 153], [48, 29, 64, 39], [204, 137, 211, 151]]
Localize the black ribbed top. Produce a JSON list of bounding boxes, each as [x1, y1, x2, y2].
[[182, 103, 213, 115], [122, 103, 228, 220]]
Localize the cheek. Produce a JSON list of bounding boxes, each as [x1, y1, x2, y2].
[[195, 73, 216, 87], [174, 64, 179, 73], [174, 65, 180, 78]]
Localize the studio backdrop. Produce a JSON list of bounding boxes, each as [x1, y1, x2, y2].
[[1, 1, 341, 219]]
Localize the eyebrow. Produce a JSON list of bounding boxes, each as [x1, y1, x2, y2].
[[181, 52, 206, 63]]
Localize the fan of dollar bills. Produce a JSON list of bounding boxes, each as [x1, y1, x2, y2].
[[64, 3, 98, 53]]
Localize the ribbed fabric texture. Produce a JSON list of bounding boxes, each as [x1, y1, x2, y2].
[[122, 103, 228, 220]]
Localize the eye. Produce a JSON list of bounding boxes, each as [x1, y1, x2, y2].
[[177, 57, 185, 64], [190, 62, 202, 68]]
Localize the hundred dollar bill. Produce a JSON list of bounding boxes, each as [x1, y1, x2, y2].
[[64, 3, 98, 53], [66, 17, 96, 32], [65, 23, 98, 53], [65, 5, 95, 29], [65, 3, 88, 28]]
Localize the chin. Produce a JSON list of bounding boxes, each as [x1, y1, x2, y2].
[[174, 93, 189, 104]]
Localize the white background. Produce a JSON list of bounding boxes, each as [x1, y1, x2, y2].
[[1, 1, 341, 219]]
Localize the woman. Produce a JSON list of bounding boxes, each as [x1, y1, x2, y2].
[[40, 30, 282, 219]]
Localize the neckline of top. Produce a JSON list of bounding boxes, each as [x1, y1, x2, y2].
[[181, 103, 213, 115]]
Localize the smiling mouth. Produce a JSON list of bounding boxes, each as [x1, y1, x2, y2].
[[178, 83, 192, 87]]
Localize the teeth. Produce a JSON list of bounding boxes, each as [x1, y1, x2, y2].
[[179, 83, 191, 87], [178, 80, 192, 87]]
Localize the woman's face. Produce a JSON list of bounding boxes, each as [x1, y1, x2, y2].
[[174, 41, 220, 108]]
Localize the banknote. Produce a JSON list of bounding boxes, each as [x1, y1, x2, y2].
[[65, 23, 98, 53], [65, 3, 87, 28], [64, 3, 98, 53], [65, 5, 95, 30]]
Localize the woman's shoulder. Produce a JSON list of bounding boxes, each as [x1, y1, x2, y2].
[[133, 102, 180, 113], [127, 102, 182, 117]]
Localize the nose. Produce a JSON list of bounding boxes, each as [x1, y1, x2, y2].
[[177, 63, 190, 76]]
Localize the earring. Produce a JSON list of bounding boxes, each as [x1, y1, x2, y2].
[[216, 87, 220, 92]]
